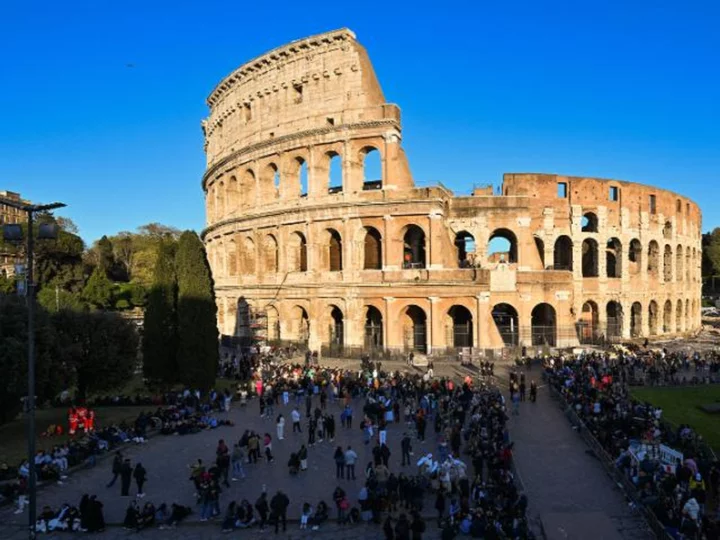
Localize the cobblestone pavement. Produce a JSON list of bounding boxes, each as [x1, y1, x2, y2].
[[507, 370, 655, 540]]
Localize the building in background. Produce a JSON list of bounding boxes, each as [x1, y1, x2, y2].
[[0, 190, 29, 278]]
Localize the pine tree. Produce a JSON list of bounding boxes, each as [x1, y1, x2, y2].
[[97, 235, 115, 277], [83, 266, 113, 309], [175, 231, 218, 390], [142, 239, 178, 386]]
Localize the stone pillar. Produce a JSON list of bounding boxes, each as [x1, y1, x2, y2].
[[598, 236, 607, 280], [428, 210, 444, 269], [544, 239, 554, 270], [383, 297, 394, 352], [428, 297, 440, 355]]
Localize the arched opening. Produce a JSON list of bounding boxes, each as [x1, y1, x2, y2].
[[663, 221, 673, 239], [236, 297, 251, 338], [329, 306, 344, 347], [297, 157, 309, 198], [647, 241, 660, 278], [663, 245, 672, 282], [227, 176, 239, 213], [663, 300, 673, 334], [361, 147, 382, 191], [402, 305, 427, 352], [240, 169, 256, 208], [578, 301, 599, 344], [488, 228, 518, 264], [328, 152, 343, 194], [534, 236, 545, 268], [491, 303, 519, 347], [289, 232, 307, 272], [447, 305, 473, 348], [582, 238, 599, 277], [648, 300, 659, 336], [261, 163, 280, 201], [581, 212, 598, 232], [676, 299, 683, 333], [266, 305, 280, 342], [290, 306, 309, 344], [531, 303, 557, 347], [363, 227, 382, 270], [606, 301, 623, 341], [553, 235, 573, 271], [686, 249, 691, 282], [685, 299, 690, 328], [217, 181, 225, 218], [241, 237, 255, 275], [692, 249, 697, 282], [455, 231, 476, 268], [328, 229, 343, 271], [263, 234, 279, 274], [629, 239, 642, 275], [227, 240, 238, 276], [676, 245, 683, 282], [403, 225, 426, 269], [364, 306, 383, 350], [631, 302, 642, 337], [606, 238, 621, 278]]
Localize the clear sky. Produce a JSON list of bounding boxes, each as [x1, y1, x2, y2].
[[1, 0, 718, 245]]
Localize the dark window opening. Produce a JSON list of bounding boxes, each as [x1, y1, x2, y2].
[[609, 186, 619, 202], [557, 182, 568, 198]]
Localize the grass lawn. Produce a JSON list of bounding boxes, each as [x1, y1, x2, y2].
[[631, 385, 720, 455]]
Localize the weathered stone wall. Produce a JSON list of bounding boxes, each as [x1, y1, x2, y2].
[[201, 29, 702, 354]]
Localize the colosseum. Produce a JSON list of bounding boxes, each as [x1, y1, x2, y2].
[[201, 28, 703, 358]]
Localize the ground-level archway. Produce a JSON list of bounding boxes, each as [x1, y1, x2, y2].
[[290, 305, 310, 344], [402, 305, 427, 352], [578, 301, 599, 344], [676, 299, 683, 333], [631, 302, 642, 337], [531, 303, 556, 346], [648, 300, 659, 335], [491, 303, 519, 347], [364, 306, 383, 350], [663, 300, 673, 334], [447, 305, 473, 348], [606, 301, 623, 341]]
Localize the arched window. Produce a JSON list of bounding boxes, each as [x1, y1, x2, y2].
[[402, 305, 427, 352], [361, 147, 382, 191], [648, 300, 659, 335], [488, 228, 518, 264], [217, 181, 225, 218], [553, 236, 573, 271], [296, 157, 309, 198], [289, 232, 307, 272], [578, 301, 599, 344], [329, 306, 344, 347], [491, 303, 519, 346], [606, 301, 623, 341], [241, 237, 255, 275], [363, 227, 382, 270], [364, 306, 383, 350], [631, 302, 643, 337], [629, 239, 642, 275], [262, 163, 280, 201], [647, 241, 660, 277], [447, 306, 473, 347], [328, 152, 342, 194], [663, 300, 673, 334], [240, 169, 256, 208], [290, 305, 310, 343], [263, 234, 279, 274], [227, 176, 239, 213], [606, 238, 621, 278], [663, 245, 673, 282], [581, 212, 598, 232], [663, 221, 673, 239], [403, 225, 426, 269], [676, 245, 683, 281], [531, 303, 556, 346], [328, 229, 343, 271], [582, 239, 599, 277], [454, 231, 476, 268], [676, 299, 683, 333]]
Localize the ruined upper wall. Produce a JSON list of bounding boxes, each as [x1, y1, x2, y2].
[[202, 28, 392, 165]]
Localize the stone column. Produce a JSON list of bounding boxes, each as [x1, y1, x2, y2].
[[383, 297, 394, 352], [428, 297, 440, 355]]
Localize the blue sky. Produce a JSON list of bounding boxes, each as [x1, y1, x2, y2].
[[1, 0, 718, 245]]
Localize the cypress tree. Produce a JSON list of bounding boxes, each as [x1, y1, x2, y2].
[[175, 231, 218, 390], [142, 239, 178, 386]]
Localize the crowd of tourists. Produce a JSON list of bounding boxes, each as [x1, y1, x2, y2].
[[608, 345, 720, 386], [544, 350, 720, 539]]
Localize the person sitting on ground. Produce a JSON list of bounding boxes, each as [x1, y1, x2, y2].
[[288, 452, 300, 475], [166, 502, 192, 528], [310, 500, 329, 530], [136, 502, 156, 531], [236, 499, 255, 528], [123, 500, 140, 530], [221, 501, 237, 532]]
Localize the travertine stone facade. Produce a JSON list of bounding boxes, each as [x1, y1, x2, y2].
[[201, 29, 702, 354]]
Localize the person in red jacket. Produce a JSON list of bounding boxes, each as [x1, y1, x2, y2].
[[68, 408, 78, 436], [85, 409, 95, 432], [77, 406, 88, 433]]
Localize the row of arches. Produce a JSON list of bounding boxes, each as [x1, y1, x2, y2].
[[581, 211, 678, 241], [207, 147, 382, 219]]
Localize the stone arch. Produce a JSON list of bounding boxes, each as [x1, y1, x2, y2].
[[581, 212, 598, 233], [554, 235, 573, 271], [629, 239, 642, 275], [217, 180, 226, 218], [260, 163, 280, 202], [327, 151, 343, 194], [327, 305, 344, 347], [266, 305, 280, 342], [531, 303, 557, 346], [262, 234, 279, 274], [290, 156, 309, 198], [364, 305, 384, 350], [241, 236, 256, 275], [692, 248, 697, 281], [631, 302, 642, 337], [676, 245, 684, 281], [328, 228, 343, 271], [207, 185, 216, 222], [288, 232, 307, 272], [454, 231, 476, 268], [579, 301, 599, 344], [488, 228, 518, 264], [226, 176, 239, 214], [606, 238, 622, 278], [647, 240, 660, 278], [491, 303, 519, 347], [402, 305, 427, 352], [676, 299, 684, 333], [663, 220, 673, 239], [686, 248, 691, 281], [227, 239, 238, 276], [240, 169, 257, 208], [360, 146, 382, 191], [447, 305, 473, 348], [663, 244, 673, 282], [289, 305, 310, 343], [216, 239, 226, 277], [582, 238, 599, 277], [685, 299, 690, 327], [403, 224, 427, 268], [363, 226, 382, 270], [648, 300, 659, 336], [534, 236, 545, 268], [606, 301, 623, 340], [663, 299, 673, 334]]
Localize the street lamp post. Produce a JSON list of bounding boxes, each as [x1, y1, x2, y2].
[[1, 197, 66, 540]]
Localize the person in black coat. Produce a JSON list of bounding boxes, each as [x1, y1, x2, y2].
[[270, 489, 289, 533], [133, 463, 147, 497], [88, 495, 105, 532], [120, 459, 132, 497], [107, 452, 122, 487]]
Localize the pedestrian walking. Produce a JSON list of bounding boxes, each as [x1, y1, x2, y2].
[[334, 446, 345, 479], [276, 414, 285, 440], [401, 433, 412, 466], [255, 491, 269, 530], [292, 408, 302, 433], [106, 451, 123, 488], [231, 443, 246, 480], [133, 462, 146, 498], [270, 489, 290, 533], [345, 446, 357, 480], [264, 433, 274, 462], [120, 459, 132, 497]]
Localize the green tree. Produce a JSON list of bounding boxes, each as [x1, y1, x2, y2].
[[37, 281, 87, 312], [52, 310, 139, 401], [96, 235, 116, 277], [0, 273, 15, 295], [175, 231, 218, 390], [129, 281, 147, 307], [142, 240, 178, 386], [83, 267, 113, 309], [703, 229, 720, 277], [109, 224, 181, 286]]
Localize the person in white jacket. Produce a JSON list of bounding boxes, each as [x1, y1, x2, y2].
[[276, 415, 285, 440]]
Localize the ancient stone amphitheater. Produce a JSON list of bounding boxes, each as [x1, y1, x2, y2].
[[201, 28, 702, 357]]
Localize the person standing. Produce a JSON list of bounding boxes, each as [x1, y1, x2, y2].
[[530, 380, 537, 403], [255, 491, 269, 531], [291, 408, 302, 433], [345, 446, 357, 480], [299, 444, 308, 471], [270, 489, 289, 533], [133, 462, 147, 498], [276, 414, 285, 440], [106, 451, 123, 488], [401, 434, 412, 466], [231, 443, 246, 480], [334, 447, 346, 479], [216, 440, 231, 487], [264, 433, 274, 462], [120, 459, 132, 497], [410, 511, 426, 540]]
